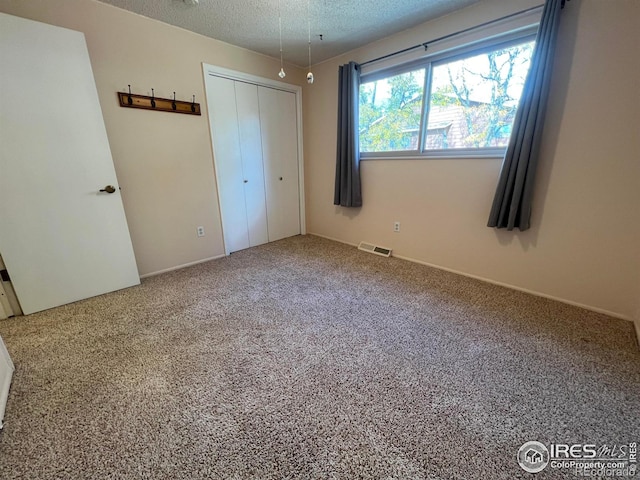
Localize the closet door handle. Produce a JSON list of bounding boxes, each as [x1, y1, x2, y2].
[[243, 180, 248, 183], [279, 177, 283, 181]]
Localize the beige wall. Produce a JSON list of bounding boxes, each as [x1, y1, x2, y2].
[[2, 0, 638, 321], [304, 0, 640, 319], [0, 0, 304, 276]]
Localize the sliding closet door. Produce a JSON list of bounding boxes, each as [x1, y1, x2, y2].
[[204, 65, 304, 254], [235, 82, 269, 248], [205, 75, 250, 253], [258, 87, 301, 242]]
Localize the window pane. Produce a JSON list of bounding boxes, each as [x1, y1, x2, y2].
[[425, 41, 534, 150], [359, 69, 425, 152]]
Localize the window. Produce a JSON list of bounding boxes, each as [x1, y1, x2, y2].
[[359, 36, 535, 157], [359, 69, 425, 152]]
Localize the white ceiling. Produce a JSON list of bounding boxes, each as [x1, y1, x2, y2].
[[96, 0, 483, 67]]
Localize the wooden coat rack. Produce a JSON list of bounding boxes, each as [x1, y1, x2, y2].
[[118, 86, 201, 115]]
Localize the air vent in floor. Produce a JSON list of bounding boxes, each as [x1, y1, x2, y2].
[[358, 241, 392, 258]]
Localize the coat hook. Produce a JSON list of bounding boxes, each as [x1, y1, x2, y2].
[[118, 86, 200, 115]]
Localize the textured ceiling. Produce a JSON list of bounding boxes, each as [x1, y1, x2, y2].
[[96, 0, 483, 67]]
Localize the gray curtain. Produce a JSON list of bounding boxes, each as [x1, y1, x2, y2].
[[487, 0, 564, 231], [334, 61, 362, 207]]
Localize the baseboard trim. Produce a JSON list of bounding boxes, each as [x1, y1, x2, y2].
[[308, 232, 632, 322], [309, 232, 359, 248], [140, 254, 226, 279], [0, 335, 15, 430]]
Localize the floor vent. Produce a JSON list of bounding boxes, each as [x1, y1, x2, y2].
[[358, 241, 392, 258]]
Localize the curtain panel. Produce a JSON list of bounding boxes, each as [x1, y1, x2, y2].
[[487, 0, 565, 231], [334, 61, 362, 208]]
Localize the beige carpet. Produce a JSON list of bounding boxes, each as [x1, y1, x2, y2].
[[0, 235, 638, 479]]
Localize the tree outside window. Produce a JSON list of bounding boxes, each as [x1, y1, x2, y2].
[[359, 39, 535, 155]]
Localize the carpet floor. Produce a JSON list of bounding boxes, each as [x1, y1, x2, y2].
[[0, 235, 638, 479]]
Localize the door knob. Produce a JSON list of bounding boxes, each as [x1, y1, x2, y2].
[[279, 177, 283, 181], [243, 180, 248, 183], [100, 185, 116, 194]]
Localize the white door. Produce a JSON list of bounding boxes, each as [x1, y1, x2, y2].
[[235, 82, 269, 248], [205, 76, 271, 254], [0, 13, 140, 315], [204, 69, 302, 254], [258, 87, 301, 242], [204, 75, 251, 254]]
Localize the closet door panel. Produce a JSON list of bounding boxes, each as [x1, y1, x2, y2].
[[205, 75, 250, 253], [235, 82, 269, 247], [258, 87, 301, 242]]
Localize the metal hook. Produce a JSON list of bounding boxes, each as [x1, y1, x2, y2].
[[172, 91, 177, 110], [191, 94, 196, 113], [127, 84, 133, 105], [151, 88, 156, 108]]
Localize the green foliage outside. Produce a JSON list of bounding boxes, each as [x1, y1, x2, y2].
[[359, 41, 534, 152], [359, 70, 424, 152]]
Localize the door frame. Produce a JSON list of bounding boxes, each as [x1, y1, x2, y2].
[[0, 285, 9, 320], [202, 64, 306, 255]]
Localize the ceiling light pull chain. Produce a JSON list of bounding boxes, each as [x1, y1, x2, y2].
[[278, 0, 286, 78], [306, 0, 314, 84]]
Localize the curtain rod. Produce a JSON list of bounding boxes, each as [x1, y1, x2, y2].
[[360, 3, 546, 67]]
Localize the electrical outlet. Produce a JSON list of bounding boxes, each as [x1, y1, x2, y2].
[[393, 221, 400, 233], [196, 226, 205, 237]]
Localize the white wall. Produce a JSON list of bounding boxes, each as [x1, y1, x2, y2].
[[0, 0, 305, 276], [303, 0, 640, 319]]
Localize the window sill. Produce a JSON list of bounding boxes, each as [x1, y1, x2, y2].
[[360, 149, 506, 161]]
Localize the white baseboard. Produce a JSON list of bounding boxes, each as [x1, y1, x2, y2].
[[0, 335, 15, 430], [309, 232, 359, 248], [139, 254, 226, 279], [308, 232, 632, 322]]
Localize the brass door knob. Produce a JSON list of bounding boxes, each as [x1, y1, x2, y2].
[[100, 185, 116, 194]]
